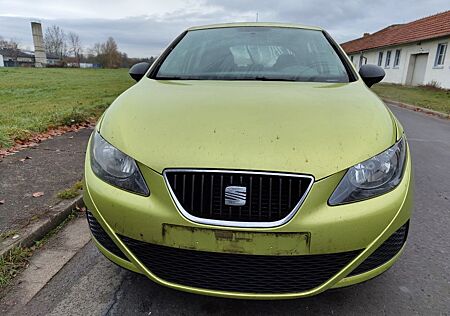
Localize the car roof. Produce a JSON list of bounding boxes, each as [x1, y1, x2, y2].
[[187, 22, 323, 32]]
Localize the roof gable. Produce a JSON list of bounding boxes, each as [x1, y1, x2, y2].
[[341, 10, 450, 53]]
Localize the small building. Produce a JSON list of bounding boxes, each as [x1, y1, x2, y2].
[[80, 63, 95, 68], [46, 53, 63, 67], [341, 10, 450, 89], [0, 48, 34, 67], [0, 49, 63, 67]]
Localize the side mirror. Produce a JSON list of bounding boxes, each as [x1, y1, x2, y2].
[[359, 64, 385, 87], [129, 62, 151, 81]]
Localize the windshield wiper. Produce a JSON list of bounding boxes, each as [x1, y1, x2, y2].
[[253, 76, 299, 82], [156, 76, 191, 80], [155, 75, 320, 82]]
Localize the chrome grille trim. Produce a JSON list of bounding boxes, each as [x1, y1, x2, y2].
[[163, 169, 314, 228]]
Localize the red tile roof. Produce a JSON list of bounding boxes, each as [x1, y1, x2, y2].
[[341, 10, 450, 53]]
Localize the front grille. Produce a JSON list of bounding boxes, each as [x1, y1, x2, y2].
[[165, 170, 313, 223], [120, 235, 360, 294], [349, 221, 409, 276], [86, 211, 129, 261]]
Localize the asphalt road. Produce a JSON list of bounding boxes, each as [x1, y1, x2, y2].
[[9, 105, 450, 315]]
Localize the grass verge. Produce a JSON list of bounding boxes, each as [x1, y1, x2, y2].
[[0, 68, 133, 148], [372, 83, 450, 115], [0, 247, 32, 287], [0, 231, 18, 242], [57, 181, 83, 200]]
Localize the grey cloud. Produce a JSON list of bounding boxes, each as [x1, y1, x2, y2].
[[203, 0, 450, 40], [1, 15, 188, 57], [1, 0, 449, 57], [0, 7, 250, 57]]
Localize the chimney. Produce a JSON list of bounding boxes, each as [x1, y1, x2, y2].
[[363, 32, 370, 37], [31, 22, 47, 67]]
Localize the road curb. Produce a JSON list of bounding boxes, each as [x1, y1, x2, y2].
[[383, 98, 450, 120], [0, 196, 84, 258], [0, 216, 92, 315]]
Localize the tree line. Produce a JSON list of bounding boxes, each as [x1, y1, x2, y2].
[[0, 36, 20, 59], [43, 25, 154, 68], [0, 36, 19, 50], [0, 25, 154, 68]]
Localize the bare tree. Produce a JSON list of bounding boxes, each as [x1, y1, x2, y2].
[[0, 36, 19, 50], [0, 36, 20, 60], [44, 25, 67, 58], [90, 42, 102, 56], [68, 32, 82, 64], [100, 37, 121, 68]]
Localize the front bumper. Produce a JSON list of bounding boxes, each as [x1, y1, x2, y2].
[[83, 141, 413, 299]]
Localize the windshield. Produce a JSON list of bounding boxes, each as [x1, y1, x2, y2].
[[154, 27, 351, 82]]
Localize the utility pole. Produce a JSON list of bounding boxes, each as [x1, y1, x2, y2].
[[256, 12, 259, 22]]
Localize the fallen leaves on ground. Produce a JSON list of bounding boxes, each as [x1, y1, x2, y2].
[[32, 192, 44, 198], [0, 120, 95, 159], [19, 156, 32, 162]]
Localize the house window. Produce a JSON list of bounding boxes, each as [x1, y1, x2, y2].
[[378, 52, 383, 66], [393, 49, 401, 67], [357, 55, 367, 68], [385, 50, 391, 67], [434, 43, 447, 67]]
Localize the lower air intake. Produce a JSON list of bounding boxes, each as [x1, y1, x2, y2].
[[86, 211, 128, 261], [349, 221, 409, 276], [120, 235, 360, 294]]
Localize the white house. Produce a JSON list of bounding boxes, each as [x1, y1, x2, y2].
[[341, 10, 450, 89]]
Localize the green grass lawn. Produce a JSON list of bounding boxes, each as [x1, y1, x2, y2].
[[0, 68, 133, 148], [372, 83, 450, 115], [1, 69, 448, 149]]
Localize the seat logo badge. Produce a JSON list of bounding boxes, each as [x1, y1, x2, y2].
[[224, 186, 247, 206]]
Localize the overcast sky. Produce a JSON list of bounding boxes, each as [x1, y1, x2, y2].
[[0, 0, 449, 57]]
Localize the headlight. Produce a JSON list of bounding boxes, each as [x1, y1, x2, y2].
[[90, 131, 149, 196], [329, 137, 407, 205]]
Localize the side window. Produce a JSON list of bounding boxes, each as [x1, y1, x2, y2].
[[385, 50, 391, 68], [393, 49, 401, 67], [378, 52, 383, 66], [434, 43, 447, 67]]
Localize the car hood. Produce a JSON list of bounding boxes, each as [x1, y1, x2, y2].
[[100, 78, 396, 180]]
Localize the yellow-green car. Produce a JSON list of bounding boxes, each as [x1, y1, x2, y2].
[[84, 23, 413, 299]]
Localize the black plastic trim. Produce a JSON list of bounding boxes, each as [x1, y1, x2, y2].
[[348, 221, 409, 276], [147, 31, 188, 79], [322, 30, 358, 82], [120, 234, 361, 294], [86, 211, 129, 262]]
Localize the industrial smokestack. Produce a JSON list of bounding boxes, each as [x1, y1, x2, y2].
[[31, 22, 47, 67]]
